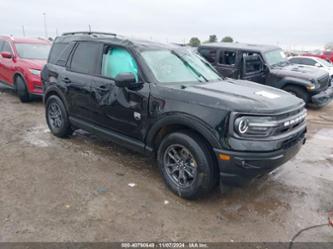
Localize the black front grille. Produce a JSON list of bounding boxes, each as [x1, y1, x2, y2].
[[272, 108, 306, 137], [317, 75, 330, 90]]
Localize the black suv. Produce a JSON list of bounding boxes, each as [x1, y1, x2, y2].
[[42, 32, 307, 199], [198, 43, 333, 107]]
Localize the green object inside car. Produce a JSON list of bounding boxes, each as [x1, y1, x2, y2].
[[102, 47, 138, 82]]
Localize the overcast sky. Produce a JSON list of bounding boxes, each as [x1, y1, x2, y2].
[[1, 0, 332, 50]]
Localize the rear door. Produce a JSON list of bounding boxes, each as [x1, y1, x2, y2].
[[215, 49, 240, 78], [64, 41, 102, 121], [240, 51, 266, 83]]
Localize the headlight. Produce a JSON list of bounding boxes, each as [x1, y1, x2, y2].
[[306, 84, 316, 91], [233, 111, 307, 138], [234, 116, 275, 137], [29, 69, 41, 76]]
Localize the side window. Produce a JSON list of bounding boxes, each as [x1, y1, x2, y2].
[[242, 52, 263, 74], [0, 40, 4, 51], [219, 50, 237, 66], [70, 42, 100, 74], [2, 41, 12, 53], [199, 48, 217, 63], [301, 58, 316, 66], [289, 58, 300, 64], [49, 42, 75, 66], [101, 47, 138, 81]]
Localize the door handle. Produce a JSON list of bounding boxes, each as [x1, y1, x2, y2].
[[97, 85, 108, 90], [63, 77, 71, 84]]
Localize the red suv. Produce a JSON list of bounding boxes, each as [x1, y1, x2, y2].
[[0, 36, 51, 102]]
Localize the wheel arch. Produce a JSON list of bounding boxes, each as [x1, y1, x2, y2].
[[13, 72, 25, 88], [279, 77, 311, 91], [44, 86, 69, 112], [145, 114, 221, 154]]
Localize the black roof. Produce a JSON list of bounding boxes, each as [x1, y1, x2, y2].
[[54, 31, 177, 51], [199, 42, 280, 53]]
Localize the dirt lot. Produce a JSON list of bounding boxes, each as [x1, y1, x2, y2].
[[0, 85, 332, 242]]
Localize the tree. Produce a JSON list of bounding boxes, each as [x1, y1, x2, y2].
[[189, 37, 201, 47], [325, 42, 333, 50], [221, 36, 234, 43], [208, 34, 218, 43]]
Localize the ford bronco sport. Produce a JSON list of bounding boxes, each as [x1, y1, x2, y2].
[[42, 32, 307, 199], [198, 43, 333, 107]]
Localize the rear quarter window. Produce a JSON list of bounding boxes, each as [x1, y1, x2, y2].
[[198, 48, 217, 64], [48, 42, 75, 66], [70, 42, 100, 74]]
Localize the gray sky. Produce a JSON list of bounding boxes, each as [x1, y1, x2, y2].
[[1, 0, 332, 49]]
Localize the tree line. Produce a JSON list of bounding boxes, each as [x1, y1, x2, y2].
[[188, 35, 234, 47]]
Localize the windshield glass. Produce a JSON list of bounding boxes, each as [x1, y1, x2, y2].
[[15, 43, 51, 60], [317, 57, 333, 67], [141, 49, 221, 84], [264, 49, 288, 66]]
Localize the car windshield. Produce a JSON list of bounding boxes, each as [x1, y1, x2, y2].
[[317, 57, 333, 67], [264, 49, 288, 66], [140, 49, 221, 84], [15, 43, 51, 60]]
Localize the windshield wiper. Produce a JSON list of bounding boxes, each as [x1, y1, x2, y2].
[[171, 51, 208, 82]]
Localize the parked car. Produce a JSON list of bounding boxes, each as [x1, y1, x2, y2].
[[0, 36, 51, 102], [42, 32, 307, 199], [289, 56, 333, 80], [303, 51, 333, 63], [198, 43, 333, 107]]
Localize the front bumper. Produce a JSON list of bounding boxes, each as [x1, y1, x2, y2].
[[213, 131, 306, 186], [311, 85, 333, 107]]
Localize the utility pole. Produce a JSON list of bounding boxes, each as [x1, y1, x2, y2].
[[56, 28, 59, 37], [22, 25, 26, 37], [43, 12, 48, 38], [88, 24, 91, 32]]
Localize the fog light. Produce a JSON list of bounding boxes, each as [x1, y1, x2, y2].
[[219, 154, 231, 161]]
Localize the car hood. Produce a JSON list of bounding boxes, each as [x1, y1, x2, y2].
[[175, 79, 304, 114], [271, 64, 328, 81], [20, 59, 46, 70]]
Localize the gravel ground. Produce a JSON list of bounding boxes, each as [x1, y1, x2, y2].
[[0, 85, 332, 242]]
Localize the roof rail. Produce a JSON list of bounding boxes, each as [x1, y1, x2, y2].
[[61, 31, 117, 37]]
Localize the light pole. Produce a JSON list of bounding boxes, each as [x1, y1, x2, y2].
[[43, 12, 48, 38]]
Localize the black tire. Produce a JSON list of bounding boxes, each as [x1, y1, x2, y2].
[[157, 131, 218, 199], [45, 95, 73, 138], [283, 85, 309, 104], [16, 76, 31, 102]]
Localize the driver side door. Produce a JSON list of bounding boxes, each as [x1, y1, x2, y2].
[[90, 45, 150, 141]]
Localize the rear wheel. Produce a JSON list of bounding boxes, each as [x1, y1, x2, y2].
[[46, 95, 73, 138], [16, 76, 31, 102], [283, 85, 309, 104], [157, 131, 218, 199]]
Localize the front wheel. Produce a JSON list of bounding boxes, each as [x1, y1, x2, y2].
[[46, 95, 73, 138], [16, 76, 31, 103], [157, 131, 218, 199]]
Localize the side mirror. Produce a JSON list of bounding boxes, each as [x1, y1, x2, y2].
[[315, 62, 322, 68], [115, 73, 137, 88], [1, 52, 13, 59]]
